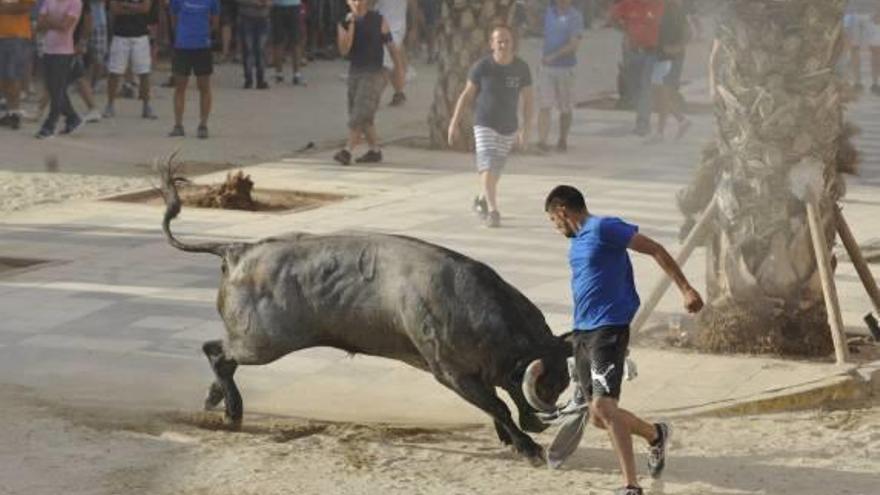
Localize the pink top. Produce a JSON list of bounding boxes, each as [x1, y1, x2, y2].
[[40, 0, 82, 55]]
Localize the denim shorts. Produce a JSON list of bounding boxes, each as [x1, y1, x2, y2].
[[0, 38, 31, 81]]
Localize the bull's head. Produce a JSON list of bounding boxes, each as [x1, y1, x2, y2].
[[521, 334, 573, 413]]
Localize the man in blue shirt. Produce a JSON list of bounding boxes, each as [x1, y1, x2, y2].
[[168, 0, 219, 139], [537, 0, 583, 152], [545, 185, 703, 495]]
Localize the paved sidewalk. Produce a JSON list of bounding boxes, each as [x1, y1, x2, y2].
[[1, 95, 877, 426]]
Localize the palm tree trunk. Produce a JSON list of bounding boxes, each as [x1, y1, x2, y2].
[[678, 0, 857, 357], [428, 0, 517, 150]]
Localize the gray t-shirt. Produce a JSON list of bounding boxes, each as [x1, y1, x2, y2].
[[468, 55, 532, 135]]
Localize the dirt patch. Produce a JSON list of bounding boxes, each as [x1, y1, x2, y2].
[[106, 183, 349, 213], [0, 257, 53, 276]]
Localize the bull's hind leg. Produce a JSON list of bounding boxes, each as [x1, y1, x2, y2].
[[202, 340, 243, 427], [448, 374, 544, 465]]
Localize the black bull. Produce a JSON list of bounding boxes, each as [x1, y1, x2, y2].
[[159, 166, 572, 463]]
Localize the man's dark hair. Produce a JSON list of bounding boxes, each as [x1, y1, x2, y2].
[[545, 185, 586, 212]]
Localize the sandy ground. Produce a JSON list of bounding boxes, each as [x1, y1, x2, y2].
[[1, 384, 877, 495], [0, 171, 152, 214]]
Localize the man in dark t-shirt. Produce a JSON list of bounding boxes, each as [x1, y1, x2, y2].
[[332, 0, 403, 166], [448, 24, 534, 228], [103, 0, 157, 119]]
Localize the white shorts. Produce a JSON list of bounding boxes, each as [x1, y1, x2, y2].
[[474, 125, 516, 173], [845, 13, 880, 47], [107, 35, 151, 75], [538, 65, 575, 112], [383, 27, 406, 70], [651, 60, 672, 85]]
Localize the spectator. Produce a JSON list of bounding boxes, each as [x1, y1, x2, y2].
[[237, 0, 270, 88], [0, 0, 35, 131], [333, 0, 403, 165], [610, 0, 663, 136], [416, 0, 437, 63], [87, 0, 107, 89], [220, 0, 237, 62], [448, 25, 534, 229], [271, 0, 304, 84], [168, 0, 218, 138], [537, 0, 583, 152], [103, 0, 158, 119], [646, 0, 689, 143], [844, 0, 880, 94], [35, 0, 82, 138], [375, 0, 406, 105]]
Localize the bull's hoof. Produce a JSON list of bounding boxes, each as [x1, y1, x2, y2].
[[223, 416, 243, 431], [515, 439, 546, 467], [204, 383, 224, 411]]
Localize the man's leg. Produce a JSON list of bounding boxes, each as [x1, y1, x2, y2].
[[537, 107, 552, 148], [240, 18, 253, 85], [871, 45, 880, 91], [173, 75, 187, 128], [634, 53, 655, 136], [196, 75, 211, 127], [480, 170, 501, 214], [591, 398, 658, 488], [139, 73, 156, 117], [558, 111, 572, 150]]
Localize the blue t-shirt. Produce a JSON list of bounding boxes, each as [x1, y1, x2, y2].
[[171, 0, 219, 50], [570, 216, 640, 331], [543, 5, 584, 68]]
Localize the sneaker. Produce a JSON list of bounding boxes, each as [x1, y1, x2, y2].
[[472, 196, 488, 220], [35, 126, 54, 139], [197, 124, 208, 139], [102, 104, 115, 118], [244, 79, 253, 89], [675, 119, 692, 140], [355, 149, 383, 163], [647, 422, 671, 479], [83, 109, 102, 123], [256, 80, 269, 90], [485, 211, 501, 228], [142, 103, 158, 120], [556, 140, 568, 152], [0, 113, 21, 130], [333, 149, 352, 165], [293, 73, 306, 86], [389, 91, 406, 107], [60, 115, 83, 135], [613, 487, 643, 495], [168, 125, 185, 137]]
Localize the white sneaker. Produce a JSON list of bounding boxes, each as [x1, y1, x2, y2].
[[84, 109, 102, 123]]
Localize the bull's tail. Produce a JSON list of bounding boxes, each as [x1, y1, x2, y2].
[[157, 154, 229, 257]]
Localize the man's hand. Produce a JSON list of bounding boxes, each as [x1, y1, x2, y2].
[[683, 286, 704, 313]]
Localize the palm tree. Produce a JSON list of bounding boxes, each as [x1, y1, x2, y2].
[[428, 0, 520, 150], [677, 0, 857, 357]]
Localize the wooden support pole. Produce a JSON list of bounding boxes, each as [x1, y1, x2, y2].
[[632, 196, 719, 333], [806, 197, 849, 365], [835, 207, 880, 316]]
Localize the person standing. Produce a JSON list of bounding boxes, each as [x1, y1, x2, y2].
[[87, 0, 107, 89], [103, 0, 157, 119], [35, 0, 81, 138], [645, 0, 689, 143], [448, 24, 534, 229], [536, 0, 583, 152], [270, 0, 303, 84], [168, 0, 218, 138], [0, 0, 35, 130], [375, 0, 406, 105], [332, 0, 403, 166], [610, 0, 663, 137], [544, 184, 703, 495], [237, 0, 270, 88]]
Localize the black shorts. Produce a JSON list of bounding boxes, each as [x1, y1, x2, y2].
[[271, 5, 301, 48], [172, 48, 213, 77], [572, 325, 630, 400]]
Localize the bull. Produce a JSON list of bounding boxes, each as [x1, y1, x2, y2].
[[158, 164, 571, 463]]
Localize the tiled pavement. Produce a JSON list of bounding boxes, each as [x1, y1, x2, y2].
[[0, 90, 877, 426]]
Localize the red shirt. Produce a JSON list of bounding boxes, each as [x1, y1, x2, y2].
[[611, 0, 664, 50]]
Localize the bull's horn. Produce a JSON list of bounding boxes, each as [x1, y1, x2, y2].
[[522, 359, 556, 413]]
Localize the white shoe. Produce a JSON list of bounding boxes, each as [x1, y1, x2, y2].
[[84, 109, 102, 123]]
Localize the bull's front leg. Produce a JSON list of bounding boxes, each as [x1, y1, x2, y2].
[[447, 374, 545, 466], [202, 340, 243, 428]]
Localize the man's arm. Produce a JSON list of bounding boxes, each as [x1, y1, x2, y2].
[[628, 233, 704, 313], [336, 13, 355, 55], [448, 80, 478, 146]]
